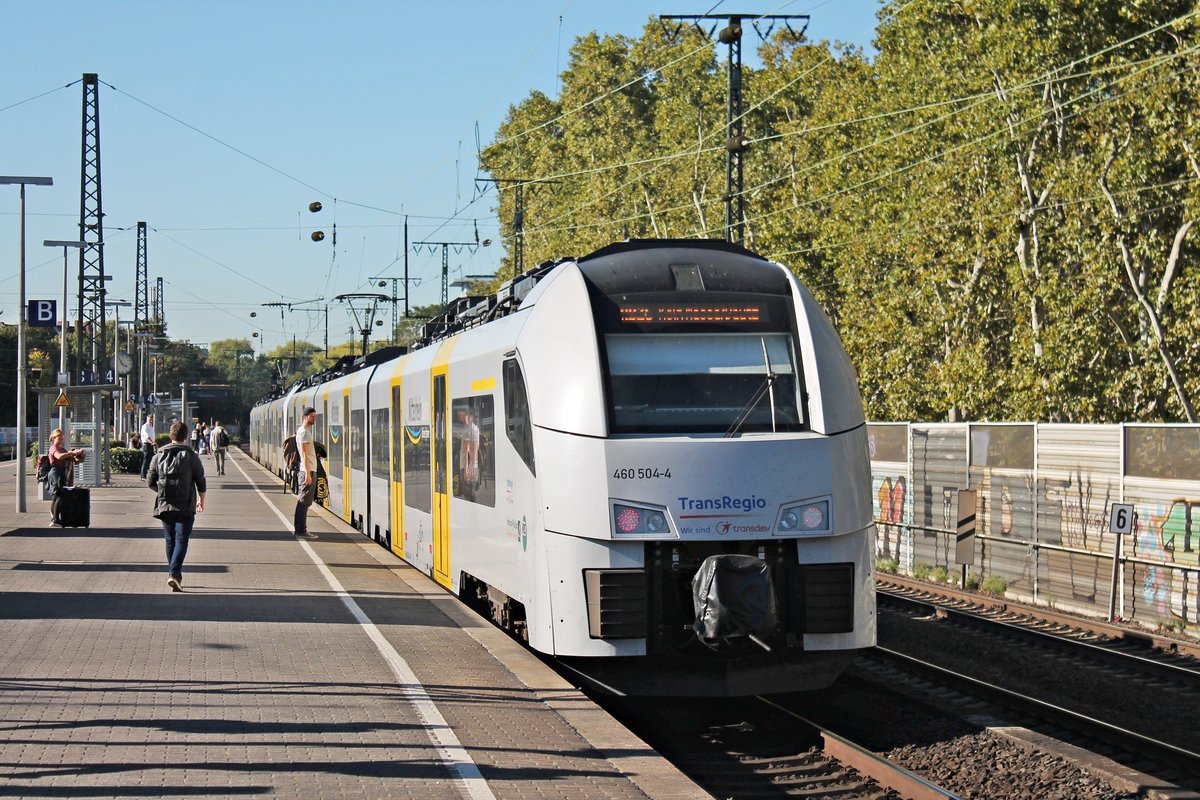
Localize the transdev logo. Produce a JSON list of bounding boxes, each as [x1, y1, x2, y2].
[[678, 495, 767, 513], [717, 521, 770, 535]]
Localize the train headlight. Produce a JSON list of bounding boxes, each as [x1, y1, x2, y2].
[[612, 502, 675, 538], [775, 498, 831, 535]]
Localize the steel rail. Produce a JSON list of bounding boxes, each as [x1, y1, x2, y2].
[[756, 696, 965, 800], [878, 586, 1200, 686], [872, 646, 1200, 777], [879, 574, 1200, 660]]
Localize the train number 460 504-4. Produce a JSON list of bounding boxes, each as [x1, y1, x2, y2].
[[612, 467, 671, 480]]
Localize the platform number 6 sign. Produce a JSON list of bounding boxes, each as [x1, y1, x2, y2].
[[1109, 503, 1134, 536]]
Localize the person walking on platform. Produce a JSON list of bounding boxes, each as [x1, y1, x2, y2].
[[139, 414, 156, 480], [147, 422, 206, 592], [293, 407, 318, 538], [210, 420, 229, 476]]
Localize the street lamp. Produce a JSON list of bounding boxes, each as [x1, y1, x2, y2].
[[43, 239, 84, 431], [2, 175, 54, 514], [108, 300, 132, 441]]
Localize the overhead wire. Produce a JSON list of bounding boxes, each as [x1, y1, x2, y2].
[[0, 79, 80, 115]]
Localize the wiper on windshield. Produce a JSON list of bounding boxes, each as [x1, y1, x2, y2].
[[724, 338, 778, 438]]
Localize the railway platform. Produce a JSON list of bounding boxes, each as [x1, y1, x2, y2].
[[0, 450, 703, 799]]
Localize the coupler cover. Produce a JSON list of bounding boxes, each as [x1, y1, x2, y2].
[[691, 554, 778, 642]]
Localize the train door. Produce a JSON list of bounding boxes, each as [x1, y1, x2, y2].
[[432, 370, 450, 587], [390, 380, 404, 559], [342, 390, 352, 523]]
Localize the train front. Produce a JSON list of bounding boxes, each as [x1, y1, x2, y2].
[[517, 239, 876, 696]]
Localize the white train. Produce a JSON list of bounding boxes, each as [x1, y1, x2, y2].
[[250, 239, 876, 695]]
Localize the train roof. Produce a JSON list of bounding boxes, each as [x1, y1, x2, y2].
[[253, 239, 782, 407]]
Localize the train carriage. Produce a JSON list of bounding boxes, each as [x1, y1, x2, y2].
[[251, 239, 876, 696]]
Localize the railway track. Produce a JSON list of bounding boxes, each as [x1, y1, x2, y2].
[[596, 691, 962, 800]]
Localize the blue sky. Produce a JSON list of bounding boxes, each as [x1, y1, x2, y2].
[[1, 0, 881, 356]]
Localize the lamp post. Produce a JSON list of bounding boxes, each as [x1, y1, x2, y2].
[[2, 175, 54, 514], [43, 239, 84, 430], [108, 300, 132, 440]]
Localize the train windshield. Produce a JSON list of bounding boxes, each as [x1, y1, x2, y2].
[[605, 332, 803, 434]]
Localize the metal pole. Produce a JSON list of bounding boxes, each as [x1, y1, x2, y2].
[[16, 185, 27, 512], [403, 216, 409, 318], [59, 247, 69, 429]]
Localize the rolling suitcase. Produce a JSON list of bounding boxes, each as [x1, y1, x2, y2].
[[54, 487, 91, 528]]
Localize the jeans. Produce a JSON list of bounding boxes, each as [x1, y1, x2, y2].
[[214, 448, 226, 475], [293, 472, 315, 534], [140, 443, 154, 479], [160, 511, 196, 580]]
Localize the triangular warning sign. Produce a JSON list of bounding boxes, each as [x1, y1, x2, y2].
[[54, 390, 71, 408]]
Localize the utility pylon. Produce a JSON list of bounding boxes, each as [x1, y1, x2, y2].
[[476, 177, 556, 275], [369, 276, 400, 345], [660, 13, 809, 244], [153, 277, 164, 329], [412, 240, 479, 306], [77, 72, 108, 384], [334, 294, 392, 356], [135, 222, 149, 328]]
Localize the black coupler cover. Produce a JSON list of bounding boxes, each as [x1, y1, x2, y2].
[[692, 554, 778, 641], [54, 487, 91, 528]]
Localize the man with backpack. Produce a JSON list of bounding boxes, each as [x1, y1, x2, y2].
[[147, 422, 207, 592], [293, 407, 317, 538], [210, 421, 230, 476]]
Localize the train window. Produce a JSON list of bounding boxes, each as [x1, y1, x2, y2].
[[327, 399, 343, 477], [404, 425, 431, 513], [370, 408, 389, 480], [350, 409, 365, 472], [391, 386, 403, 483], [605, 332, 804, 434], [503, 358, 536, 475], [451, 395, 496, 507]]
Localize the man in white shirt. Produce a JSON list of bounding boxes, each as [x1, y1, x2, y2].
[[293, 407, 318, 537], [139, 414, 156, 480]]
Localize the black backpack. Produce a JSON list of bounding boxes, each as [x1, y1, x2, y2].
[[36, 455, 52, 482], [214, 429, 229, 448], [157, 447, 192, 507]]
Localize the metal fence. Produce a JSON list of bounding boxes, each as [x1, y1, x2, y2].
[[869, 423, 1200, 637]]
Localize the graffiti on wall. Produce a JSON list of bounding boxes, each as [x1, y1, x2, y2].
[[1133, 498, 1199, 625], [874, 476, 906, 561]]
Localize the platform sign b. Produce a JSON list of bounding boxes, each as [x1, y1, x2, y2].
[[27, 300, 56, 327]]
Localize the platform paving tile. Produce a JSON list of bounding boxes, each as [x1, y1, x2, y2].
[[0, 453, 674, 799]]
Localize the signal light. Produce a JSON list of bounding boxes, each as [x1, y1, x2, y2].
[[777, 499, 830, 535], [612, 503, 674, 537]]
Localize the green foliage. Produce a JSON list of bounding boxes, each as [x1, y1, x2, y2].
[[981, 576, 1008, 596], [155, 433, 171, 447], [875, 556, 899, 574], [930, 566, 949, 584], [109, 447, 143, 474], [478, 6, 1200, 422], [912, 562, 931, 580], [965, 573, 981, 591]]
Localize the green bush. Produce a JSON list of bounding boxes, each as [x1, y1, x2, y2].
[[875, 556, 899, 575], [28, 442, 39, 458], [980, 576, 1007, 596], [110, 447, 144, 474], [155, 433, 171, 447], [930, 566, 949, 583], [965, 573, 981, 590], [912, 562, 931, 580]]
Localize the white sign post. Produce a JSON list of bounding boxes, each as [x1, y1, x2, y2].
[[1107, 503, 1135, 621]]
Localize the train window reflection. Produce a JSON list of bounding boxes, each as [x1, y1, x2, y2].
[[452, 395, 495, 507], [605, 332, 804, 434]]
